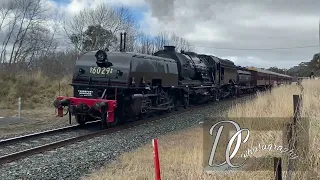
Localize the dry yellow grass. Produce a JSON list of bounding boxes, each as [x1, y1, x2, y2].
[[83, 79, 320, 180], [0, 71, 73, 109], [0, 108, 74, 137], [0, 71, 74, 137]]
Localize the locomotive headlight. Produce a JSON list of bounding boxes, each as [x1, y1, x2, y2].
[[95, 49, 113, 67], [95, 50, 107, 62], [96, 53, 104, 62]]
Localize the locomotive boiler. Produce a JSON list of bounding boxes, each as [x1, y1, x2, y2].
[[154, 46, 217, 104]]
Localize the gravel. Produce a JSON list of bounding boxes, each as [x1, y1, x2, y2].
[[0, 96, 252, 180]]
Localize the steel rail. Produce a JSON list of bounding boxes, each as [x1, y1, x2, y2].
[[0, 112, 168, 165], [0, 120, 101, 146], [0, 124, 80, 146]]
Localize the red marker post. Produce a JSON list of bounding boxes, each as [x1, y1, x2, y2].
[[152, 138, 161, 180]]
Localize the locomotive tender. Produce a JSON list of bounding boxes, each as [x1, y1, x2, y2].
[[53, 36, 292, 128]]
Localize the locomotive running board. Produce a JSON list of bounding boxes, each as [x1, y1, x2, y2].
[[192, 85, 217, 89], [147, 105, 175, 111]]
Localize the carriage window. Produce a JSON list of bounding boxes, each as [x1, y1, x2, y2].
[[221, 67, 224, 74], [166, 64, 169, 73]]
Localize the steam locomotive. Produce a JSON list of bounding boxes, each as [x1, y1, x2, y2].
[[53, 34, 292, 129]]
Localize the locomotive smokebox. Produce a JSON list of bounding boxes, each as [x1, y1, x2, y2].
[[164, 46, 176, 52]]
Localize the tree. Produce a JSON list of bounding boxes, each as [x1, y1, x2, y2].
[[70, 25, 117, 52], [153, 31, 170, 50], [267, 66, 286, 74], [170, 32, 194, 52], [0, 0, 61, 70], [64, 4, 138, 54], [273, 53, 320, 77], [310, 53, 320, 69], [133, 32, 154, 54], [134, 31, 194, 54]]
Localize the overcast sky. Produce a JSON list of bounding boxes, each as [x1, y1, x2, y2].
[[2, 0, 320, 69], [141, 0, 320, 68]]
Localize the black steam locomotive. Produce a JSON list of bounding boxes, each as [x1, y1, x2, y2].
[[54, 34, 292, 128]]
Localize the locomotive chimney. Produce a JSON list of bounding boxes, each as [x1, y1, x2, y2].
[[120, 32, 123, 52], [123, 32, 126, 52], [164, 46, 175, 52]]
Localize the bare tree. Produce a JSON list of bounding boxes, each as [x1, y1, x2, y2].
[[134, 32, 156, 54], [153, 31, 170, 51], [64, 4, 139, 54], [0, 0, 61, 71], [135, 31, 194, 54], [169, 32, 194, 52], [0, 1, 15, 32]]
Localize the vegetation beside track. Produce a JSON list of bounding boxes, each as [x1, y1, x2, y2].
[[0, 71, 72, 109], [0, 71, 74, 137], [84, 79, 319, 180]]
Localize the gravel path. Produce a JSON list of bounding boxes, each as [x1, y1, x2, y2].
[[0, 96, 253, 180]]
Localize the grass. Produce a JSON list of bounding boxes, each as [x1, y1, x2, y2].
[[83, 79, 319, 180], [0, 71, 73, 109], [0, 71, 74, 137], [0, 108, 74, 137]]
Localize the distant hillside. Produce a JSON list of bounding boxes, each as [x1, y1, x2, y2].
[[266, 52, 320, 77]]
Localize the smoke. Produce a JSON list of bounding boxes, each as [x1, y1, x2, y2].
[[144, 0, 175, 21], [143, 0, 241, 24]]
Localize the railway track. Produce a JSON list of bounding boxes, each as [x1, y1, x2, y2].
[[0, 121, 101, 164], [0, 124, 80, 146], [0, 94, 255, 166]]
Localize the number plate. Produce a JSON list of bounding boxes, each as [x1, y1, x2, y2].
[[89, 67, 113, 75], [75, 88, 98, 98]]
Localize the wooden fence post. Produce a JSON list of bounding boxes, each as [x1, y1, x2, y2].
[[274, 157, 282, 180], [152, 138, 161, 180], [286, 94, 302, 180], [292, 95, 301, 126]]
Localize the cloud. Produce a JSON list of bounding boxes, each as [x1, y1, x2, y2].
[[63, 0, 146, 15], [0, 0, 148, 52], [2, 0, 319, 69], [65, 0, 89, 14], [141, 0, 320, 68]]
